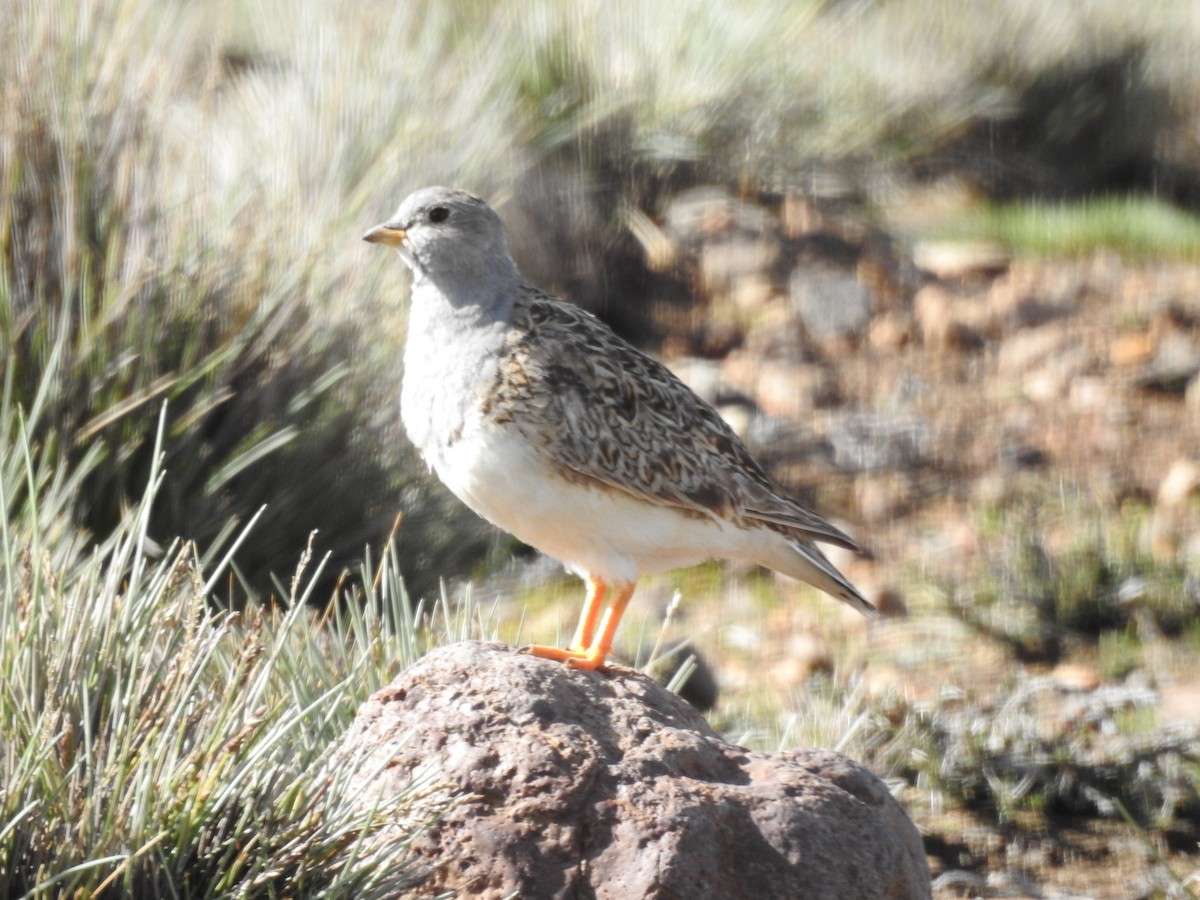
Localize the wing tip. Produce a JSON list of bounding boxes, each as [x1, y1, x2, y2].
[[782, 537, 876, 618], [838, 584, 877, 618]]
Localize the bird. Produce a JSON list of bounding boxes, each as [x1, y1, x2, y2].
[[363, 186, 873, 671]]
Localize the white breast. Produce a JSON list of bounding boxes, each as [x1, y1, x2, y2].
[[429, 420, 758, 584]]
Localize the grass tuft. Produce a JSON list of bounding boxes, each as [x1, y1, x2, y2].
[[930, 197, 1200, 259], [0, 386, 458, 897]]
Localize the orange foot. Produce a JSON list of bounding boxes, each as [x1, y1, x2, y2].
[[526, 580, 636, 673], [526, 643, 610, 671]]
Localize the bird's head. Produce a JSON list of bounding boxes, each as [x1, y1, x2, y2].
[[363, 186, 515, 288]]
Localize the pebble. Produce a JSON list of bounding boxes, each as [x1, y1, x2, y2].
[[789, 263, 874, 341]]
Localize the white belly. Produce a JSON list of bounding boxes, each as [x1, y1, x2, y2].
[[430, 423, 750, 584]]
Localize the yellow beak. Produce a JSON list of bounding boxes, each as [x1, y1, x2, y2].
[[362, 223, 407, 247]]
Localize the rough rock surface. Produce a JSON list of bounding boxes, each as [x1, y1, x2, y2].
[[334, 641, 931, 900]]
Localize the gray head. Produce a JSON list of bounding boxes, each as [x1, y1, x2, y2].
[[363, 187, 518, 298]]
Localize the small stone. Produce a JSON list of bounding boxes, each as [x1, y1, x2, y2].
[[667, 357, 724, 405], [856, 473, 914, 524], [1067, 377, 1112, 413], [716, 402, 754, 440], [912, 239, 1011, 281], [1157, 458, 1200, 508], [997, 323, 1070, 375], [775, 632, 835, 684], [1160, 682, 1200, 725], [729, 274, 775, 309], [825, 412, 935, 471], [701, 235, 781, 297], [790, 263, 874, 342], [1023, 368, 1069, 402], [914, 285, 982, 352], [1051, 663, 1101, 692], [663, 187, 783, 302], [868, 312, 914, 352], [973, 472, 1014, 506], [663, 186, 775, 243], [1186, 373, 1200, 413], [868, 586, 908, 618], [754, 361, 839, 420], [1185, 531, 1200, 566], [1110, 331, 1156, 367], [1135, 332, 1200, 394], [781, 192, 823, 238]]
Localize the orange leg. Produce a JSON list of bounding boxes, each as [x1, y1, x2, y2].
[[527, 580, 636, 671], [569, 576, 607, 652]]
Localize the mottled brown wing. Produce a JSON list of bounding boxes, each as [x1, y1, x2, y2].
[[489, 284, 857, 551]]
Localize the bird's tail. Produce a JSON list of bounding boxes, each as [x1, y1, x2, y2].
[[772, 537, 876, 617]]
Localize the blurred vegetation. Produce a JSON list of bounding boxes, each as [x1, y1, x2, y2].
[[5, 0, 1200, 598], [0, 382, 473, 896], [5, 0, 1200, 893], [929, 197, 1200, 259], [956, 496, 1199, 663]]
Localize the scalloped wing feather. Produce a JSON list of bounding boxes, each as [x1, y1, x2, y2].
[[486, 284, 858, 551]]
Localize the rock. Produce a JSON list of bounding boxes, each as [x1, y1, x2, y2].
[[700, 238, 780, 298], [1050, 663, 1102, 692], [1157, 458, 1200, 509], [715, 400, 755, 440], [662, 186, 782, 300], [789, 263, 874, 342], [1109, 331, 1156, 368], [663, 186, 776, 245], [1135, 332, 1200, 394], [1149, 459, 1200, 561], [1067, 376, 1114, 413], [754, 360, 840, 420], [870, 586, 908, 618], [868, 311, 914, 352], [1022, 368, 1069, 402], [912, 239, 1011, 281], [1160, 682, 1200, 725], [667, 356, 726, 406], [728, 273, 775, 309], [773, 632, 835, 685], [1187, 373, 1200, 413], [644, 644, 721, 713], [333, 641, 932, 900], [856, 473, 914, 524], [825, 412, 935, 471], [1007, 329, 1095, 403], [997, 323, 1071, 375], [721, 332, 841, 423], [781, 192, 825, 237], [913, 285, 982, 352], [1003, 293, 1075, 330]]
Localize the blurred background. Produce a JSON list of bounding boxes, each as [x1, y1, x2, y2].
[[5, 0, 1200, 895]]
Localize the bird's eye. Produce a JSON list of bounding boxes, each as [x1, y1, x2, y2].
[[428, 206, 450, 223]]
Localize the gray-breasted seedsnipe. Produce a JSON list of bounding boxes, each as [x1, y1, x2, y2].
[[364, 186, 873, 670]]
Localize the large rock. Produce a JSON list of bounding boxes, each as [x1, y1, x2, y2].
[[333, 641, 931, 899]]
